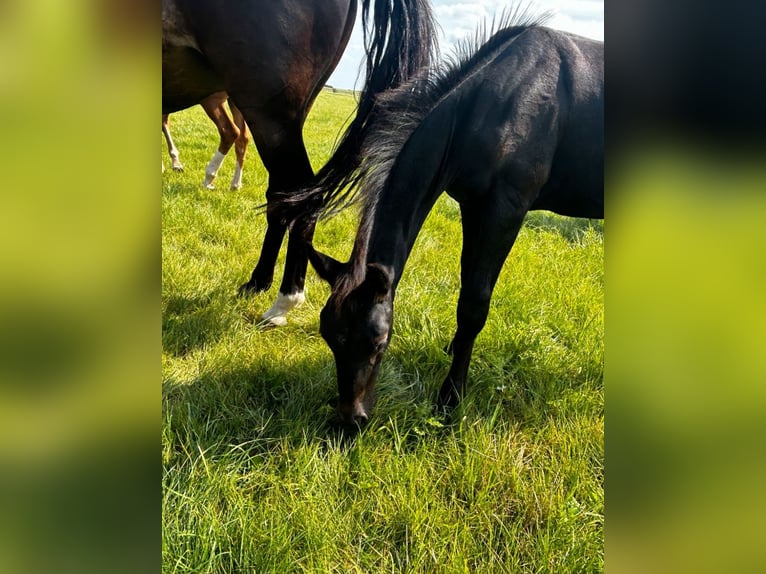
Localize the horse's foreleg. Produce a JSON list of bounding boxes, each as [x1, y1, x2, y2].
[[238, 111, 314, 327], [259, 154, 315, 326], [259, 216, 316, 325], [162, 114, 184, 171], [239, 198, 287, 295], [436, 200, 526, 411], [229, 103, 249, 190]]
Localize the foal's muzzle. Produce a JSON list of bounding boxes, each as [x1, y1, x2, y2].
[[338, 401, 370, 428]]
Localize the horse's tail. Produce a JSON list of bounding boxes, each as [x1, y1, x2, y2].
[[283, 0, 437, 221]]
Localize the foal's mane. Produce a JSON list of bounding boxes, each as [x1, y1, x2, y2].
[[329, 7, 551, 304]]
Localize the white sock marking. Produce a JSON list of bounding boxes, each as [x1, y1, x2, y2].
[[169, 148, 183, 171], [203, 150, 226, 189], [261, 291, 306, 326], [230, 162, 243, 190]]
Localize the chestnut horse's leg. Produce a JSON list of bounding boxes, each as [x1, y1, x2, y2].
[[200, 91, 240, 190], [229, 102, 250, 191], [237, 108, 315, 325], [436, 198, 527, 410], [162, 114, 184, 171]]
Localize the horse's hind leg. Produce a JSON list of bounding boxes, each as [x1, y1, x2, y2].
[[437, 200, 527, 411], [238, 111, 314, 325], [162, 114, 184, 171], [229, 102, 250, 190], [200, 91, 239, 189]]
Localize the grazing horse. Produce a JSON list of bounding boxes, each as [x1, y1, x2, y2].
[[301, 21, 603, 425], [162, 0, 436, 326], [161, 91, 251, 190]]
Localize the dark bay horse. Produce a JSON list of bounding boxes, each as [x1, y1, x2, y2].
[[162, 0, 436, 326], [302, 21, 603, 425], [162, 91, 251, 190]]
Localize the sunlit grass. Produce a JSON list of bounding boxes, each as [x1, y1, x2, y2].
[[162, 89, 603, 573]]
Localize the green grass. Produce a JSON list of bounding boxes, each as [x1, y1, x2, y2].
[[162, 91, 604, 573]]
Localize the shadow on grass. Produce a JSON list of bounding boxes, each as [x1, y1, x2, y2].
[[163, 330, 598, 464], [524, 212, 603, 243], [162, 291, 235, 357], [163, 356, 367, 458]]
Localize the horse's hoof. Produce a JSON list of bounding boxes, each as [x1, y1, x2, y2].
[[259, 292, 306, 326], [432, 403, 456, 426], [261, 314, 288, 328], [435, 384, 461, 412], [434, 397, 452, 413], [172, 165, 184, 172], [230, 183, 242, 191]]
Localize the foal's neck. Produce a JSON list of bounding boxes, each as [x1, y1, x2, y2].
[[363, 177, 444, 291]]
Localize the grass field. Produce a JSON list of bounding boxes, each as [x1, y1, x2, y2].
[[162, 90, 604, 573]]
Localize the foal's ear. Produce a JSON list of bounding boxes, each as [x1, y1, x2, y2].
[[364, 263, 393, 300], [307, 246, 346, 285]]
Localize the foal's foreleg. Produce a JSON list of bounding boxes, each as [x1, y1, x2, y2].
[[437, 202, 526, 410]]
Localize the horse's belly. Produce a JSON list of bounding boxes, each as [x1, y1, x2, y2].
[[533, 160, 604, 219], [162, 0, 199, 50], [162, 46, 225, 114]]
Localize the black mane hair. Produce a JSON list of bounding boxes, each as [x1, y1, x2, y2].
[[322, 6, 552, 304], [289, 5, 551, 218]]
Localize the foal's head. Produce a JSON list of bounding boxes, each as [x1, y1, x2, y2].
[[308, 249, 394, 427]]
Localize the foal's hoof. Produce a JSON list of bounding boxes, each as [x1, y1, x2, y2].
[[432, 401, 457, 426], [434, 398, 454, 416], [172, 164, 184, 172], [435, 386, 462, 413]]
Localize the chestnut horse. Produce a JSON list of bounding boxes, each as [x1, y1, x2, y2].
[[162, 0, 436, 325], [162, 91, 251, 190]]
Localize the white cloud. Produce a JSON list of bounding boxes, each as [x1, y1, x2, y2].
[[327, 0, 603, 89]]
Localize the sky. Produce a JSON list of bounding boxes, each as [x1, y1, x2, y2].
[[327, 0, 603, 89]]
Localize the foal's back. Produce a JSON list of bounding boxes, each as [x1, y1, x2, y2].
[[443, 27, 603, 219]]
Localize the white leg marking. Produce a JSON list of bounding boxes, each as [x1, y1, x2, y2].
[[230, 161, 243, 190], [203, 150, 226, 189], [261, 291, 306, 327], [170, 148, 183, 171]]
